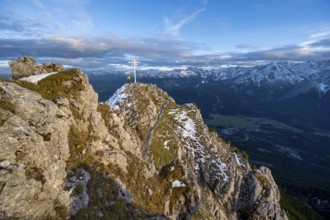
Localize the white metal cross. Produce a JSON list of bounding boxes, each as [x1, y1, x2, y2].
[[128, 57, 140, 83]]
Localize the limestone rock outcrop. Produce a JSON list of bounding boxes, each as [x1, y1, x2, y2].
[[0, 67, 288, 219], [105, 83, 288, 220], [42, 62, 64, 73], [0, 81, 71, 218], [8, 56, 64, 79]]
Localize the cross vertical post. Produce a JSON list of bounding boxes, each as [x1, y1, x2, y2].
[[128, 57, 140, 83]]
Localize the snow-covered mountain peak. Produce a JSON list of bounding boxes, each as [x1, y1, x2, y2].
[[86, 60, 330, 91]]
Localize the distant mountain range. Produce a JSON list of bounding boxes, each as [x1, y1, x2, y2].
[[87, 60, 330, 130], [87, 60, 330, 95]]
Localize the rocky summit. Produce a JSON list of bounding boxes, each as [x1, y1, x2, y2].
[[0, 66, 287, 219], [8, 56, 64, 79]]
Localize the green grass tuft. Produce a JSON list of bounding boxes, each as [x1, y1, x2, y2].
[[241, 151, 249, 160]]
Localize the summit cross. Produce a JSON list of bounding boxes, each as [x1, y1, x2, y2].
[[128, 57, 140, 83]]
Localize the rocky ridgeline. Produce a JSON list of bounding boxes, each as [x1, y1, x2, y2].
[[9, 56, 64, 79], [0, 59, 287, 219]]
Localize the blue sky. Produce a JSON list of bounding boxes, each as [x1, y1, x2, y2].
[[0, 0, 330, 71]]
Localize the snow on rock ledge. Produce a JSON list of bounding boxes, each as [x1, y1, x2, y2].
[[107, 84, 128, 110], [19, 72, 58, 83]]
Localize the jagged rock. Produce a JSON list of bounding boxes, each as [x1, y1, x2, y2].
[[104, 83, 288, 219], [42, 62, 64, 73], [0, 68, 288, 219], [237, 166, 287, 219], [8, 56, 65, 80], [64, 168, 90, 215], [0, 160, 10, 168], [0, 81, 71, 218], [9, 56, 45, 79]]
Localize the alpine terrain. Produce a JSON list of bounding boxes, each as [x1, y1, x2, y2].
[[87, 60, 330, 218], [0, 57, 288, 219]]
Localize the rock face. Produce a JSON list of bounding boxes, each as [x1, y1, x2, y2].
[[0, 68, 288, 219], [0, 81, 71, 218], [42, 62, 64, 73], [8, 56, 64, 79]]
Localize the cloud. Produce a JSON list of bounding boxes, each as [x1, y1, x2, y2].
[[0, 35, 202, 64], [310, 30, 330, 39], [0, 15, 53, 38], [163, 8, 205, 36], [236, 44, 258, 49], [0, 0, 93, 38], [237, 42, 330, 61], [30, 0, 45, 9], [201, 0, 208, 6], [1, 35, 329, 69], [309, 38, 330, 47], [0, 60, 11, 68]]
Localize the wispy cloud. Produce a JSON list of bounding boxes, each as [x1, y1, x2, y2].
[[201, 0, 208, 6], [310, 30, 330, 39], [0, 0, 93, 38], [163, 8, 205, 36], [236, 44, 258, 49], [236, 39, 330, 61], [30, 0, 45, 9], [299, 25, 330, 47]]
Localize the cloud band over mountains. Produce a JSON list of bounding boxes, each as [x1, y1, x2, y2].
[[0, 36, 329, 67]]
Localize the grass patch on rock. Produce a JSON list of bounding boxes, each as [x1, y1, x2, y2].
[[97, 103, 111, 127], [150, 107, 178, 170], [14, 69, 85, 100], [107, 150, 189, 216], [25, 167, 46, 184], [0, 99, 15, 113], [67, 125, 94, 168], [256, 175, 271, 190], [73, 162, 151, 219]]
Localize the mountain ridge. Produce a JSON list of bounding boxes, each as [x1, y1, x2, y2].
[[0, 68, 288, 219], [86, 60, 330, 95]]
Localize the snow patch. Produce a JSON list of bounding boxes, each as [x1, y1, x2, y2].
[[172, 180, 186, 188], [171, 107, 230, 183], [172, 110, 196, 140], [19, 72, 57, 83], [211, 159, 230, 182], [107, 84, 128, 110], [234, 153, 241, 166]]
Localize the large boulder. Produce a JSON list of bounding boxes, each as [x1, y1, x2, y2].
[[8, 56, 64, 79], [8, 56, 45, 79]]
